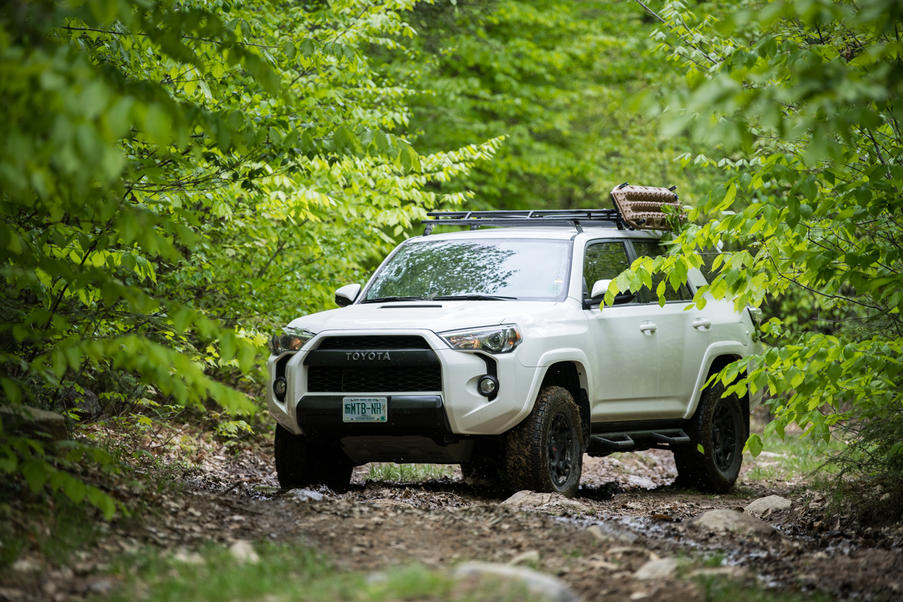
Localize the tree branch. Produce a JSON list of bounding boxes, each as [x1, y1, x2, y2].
[[632, 0, 720, 65], [765, 253, 885, 312], [60, 25, 278, 50]]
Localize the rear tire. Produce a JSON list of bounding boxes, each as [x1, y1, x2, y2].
[[504, 386, 583, 497], [673, 380, 746, 492], [274, 425, 353, 491]]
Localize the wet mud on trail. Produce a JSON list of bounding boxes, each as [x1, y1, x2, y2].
[[4, 435, 903, 602]]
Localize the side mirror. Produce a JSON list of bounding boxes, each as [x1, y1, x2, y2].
[[583, 278, 635, 309], [590, 279, 612, 299], [335, 283, 361, 307]]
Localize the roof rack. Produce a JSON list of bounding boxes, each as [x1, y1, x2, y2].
[[422, 183, 681, 235], [422, 208, 626, 235]]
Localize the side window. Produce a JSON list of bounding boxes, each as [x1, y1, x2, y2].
[[583, 241, 630, 297], [698, 249, 719, 283], [630, 240, 693, 302]]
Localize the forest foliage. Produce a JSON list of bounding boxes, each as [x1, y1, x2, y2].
[[0, 0, 506, 514], [1, 0, 902, 516], [606, 0, 903, 502]]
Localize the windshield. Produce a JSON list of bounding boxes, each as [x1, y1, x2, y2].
[[363, 238, 571, 302]]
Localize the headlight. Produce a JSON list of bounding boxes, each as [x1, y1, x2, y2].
[[269, 327, 316, 355], [440, 325, 522, 353]]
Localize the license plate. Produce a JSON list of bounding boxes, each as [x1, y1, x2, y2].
[[342, 397, 388, 423]]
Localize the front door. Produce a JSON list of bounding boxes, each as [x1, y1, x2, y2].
[[583, 240, 673, 422], [627, 239, 710, 411], [583, 239, 709, 423]]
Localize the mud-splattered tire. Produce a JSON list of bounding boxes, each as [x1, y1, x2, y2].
[[504, 386, 583, 497], [673, 380, 746, 493], [274, 425, 353, 491]]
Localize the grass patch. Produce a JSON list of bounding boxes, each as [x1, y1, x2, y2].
[[693, 575, 832, 602], [365, 463, 457, 483], [746, 430, 845, 481], [103, 541, 534, 602], [700, 553, 725, 568], [106, 542, 362, 602], [0, 514, 24, 570], [0, 493, 103, 570]]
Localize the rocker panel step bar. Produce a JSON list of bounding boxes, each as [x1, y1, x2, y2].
[[587, 428, 691, 457]]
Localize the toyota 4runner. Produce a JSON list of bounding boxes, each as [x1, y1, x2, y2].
[[267, 190, 757, 496]]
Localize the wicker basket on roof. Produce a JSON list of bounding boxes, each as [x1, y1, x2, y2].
[[609, 184, 684, 230]]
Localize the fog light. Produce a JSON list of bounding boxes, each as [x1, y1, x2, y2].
[[478, 375, 499, 397], [273, 377, 287, 401]]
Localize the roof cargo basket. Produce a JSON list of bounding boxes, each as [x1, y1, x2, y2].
[[609, 183, 683, 230]]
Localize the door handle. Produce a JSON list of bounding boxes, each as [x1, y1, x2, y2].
[[691, 318, 711, 331], [639, 322, 657, 335]]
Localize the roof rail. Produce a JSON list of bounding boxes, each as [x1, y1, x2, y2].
[[422, 208, 626, 235]]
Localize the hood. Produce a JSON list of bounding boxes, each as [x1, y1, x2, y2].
[[286, 300, 565, 335]]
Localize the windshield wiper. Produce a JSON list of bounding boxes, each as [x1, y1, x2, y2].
[[432, 294, 517, 301], [361, 296, 425, 304]]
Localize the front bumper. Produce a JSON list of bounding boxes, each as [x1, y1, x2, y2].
[[296, 394, 450, 441], [267, 329, 541, 437]]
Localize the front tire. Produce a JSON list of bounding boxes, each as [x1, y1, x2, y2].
[[504, 386, 583, 497], [673, 380, 746, 492], [274, 425, 353, 491]]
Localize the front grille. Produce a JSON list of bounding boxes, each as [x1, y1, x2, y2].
[[307, 365, 441, 392], [306, 335, 441, 393], [317, 335, 430, 350]]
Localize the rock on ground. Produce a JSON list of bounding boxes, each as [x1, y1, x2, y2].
[[509, 550, 541, 566], [501, 490, 588, 514], [0, 405, 67, 440], [62, 386, 101, 420], [85, 579, 115, 596], [454, 561, 580, 602], [744, 495, 792, 518], [633, 557, 679, 580], [687, 566, 748, 580], [689, 509, 777, 537], [172, 549, 205, 565], [229, 540, 259, 564], [586, 523, 639, 544], [287, 488, 324, 502]]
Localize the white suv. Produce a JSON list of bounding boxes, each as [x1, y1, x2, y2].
[[267, 208, 757, 496]]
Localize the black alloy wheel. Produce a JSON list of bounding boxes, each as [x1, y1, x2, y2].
[[548, 413, 577, 488], [712, 401, 739, 473], [673, 379, 746, 493], [504, 385, 583, 497]]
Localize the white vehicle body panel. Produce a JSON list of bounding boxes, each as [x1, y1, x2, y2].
[[267, 226, 757, 442]]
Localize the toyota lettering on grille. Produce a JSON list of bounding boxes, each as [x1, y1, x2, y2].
[[344, 351, 392, 361]]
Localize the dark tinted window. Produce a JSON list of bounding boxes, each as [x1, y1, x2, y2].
[[583, 242, 630, 297], [698, 250, 718, 283], [630, 239, 693, 302]]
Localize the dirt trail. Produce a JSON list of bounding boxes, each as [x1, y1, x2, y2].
[[126, 446, 903, 600], [5, 436, 903, 601]]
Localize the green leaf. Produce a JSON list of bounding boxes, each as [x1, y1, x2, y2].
[[87, 486, 117, 520], [746, 433, 763, 457], [61, 474, 87, 503], [144, 104, 172, 146], [21, 459, 49, 493]]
